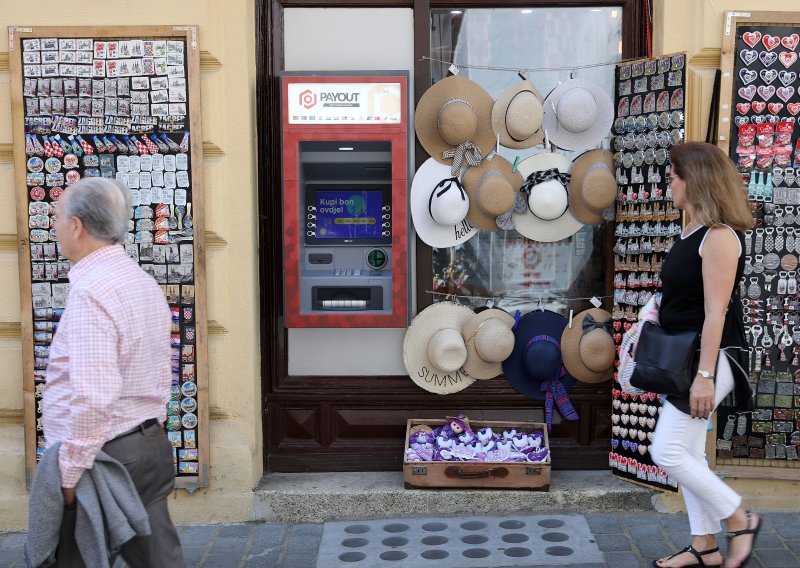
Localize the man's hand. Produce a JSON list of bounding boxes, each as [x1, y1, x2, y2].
[[62, 486, 76, 506]]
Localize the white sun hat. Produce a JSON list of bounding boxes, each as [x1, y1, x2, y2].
[[542, 79, 614, 151]]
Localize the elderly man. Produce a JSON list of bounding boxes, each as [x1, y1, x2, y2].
[[41, 177, 182, 565]]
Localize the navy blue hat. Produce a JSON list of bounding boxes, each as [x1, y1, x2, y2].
[[502, 310, 577, 400]]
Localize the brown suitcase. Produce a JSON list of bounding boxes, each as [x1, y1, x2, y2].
[[403, 418, 551, 490]]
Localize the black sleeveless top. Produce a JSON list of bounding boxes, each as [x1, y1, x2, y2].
[[659, 225, 752, 414]]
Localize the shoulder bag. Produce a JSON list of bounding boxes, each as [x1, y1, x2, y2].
[[629, 321, 700, 395]]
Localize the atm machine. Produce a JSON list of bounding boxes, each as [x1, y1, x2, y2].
[[280, 72, 409, 328]]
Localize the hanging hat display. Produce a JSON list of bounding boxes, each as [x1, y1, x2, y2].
[[560, 308, 615, 384], [461, 308, 516, 380], [461, 155, 522, 231], [568, 149, 617, 225], [512, 152, 584, 242], [410, 157, 477, 248], [542, 79, 614, 151], [501, 310, 579, 430], [403, 302, 477, 394], [414, 75, 496, 176], [491, 79, 545, 149]]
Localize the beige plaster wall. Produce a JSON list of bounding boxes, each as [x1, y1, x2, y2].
[[652, 1, 800, 512], [0, 0, 261, 530]]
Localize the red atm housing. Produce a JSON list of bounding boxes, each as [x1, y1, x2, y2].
[[281, 72, 409, 328]]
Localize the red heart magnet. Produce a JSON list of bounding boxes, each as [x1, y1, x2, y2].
[[788, 103, 800, 115], [621, 392, 629, 401], [751, 100, 767, 113], [768, 102, 784, 114], [763, 34, 781, 51], [736, 103, 751, 115], [613, 320, 622, 331], [742, 31, 762, 48], [782, 33, 800, 51]]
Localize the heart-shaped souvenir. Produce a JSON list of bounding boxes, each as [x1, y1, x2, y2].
[[734, 116, 750, 126], [783, 34, 800, 51], [621, 392, 629, 401], [619, 427, 628, 439], [751, 100, 766, 113], [613, 320, 622, 331], [760, 71, 778, 87], [638, 430, 647, 441], [752, 115, 767, 124], [738, 85, 757, 101], [788, 103, 800, 115], [657, 406, 662, 414], [630, 442, 638, 453], [619, 456, 628, 466], [760, 51, 779, 67], [611, 438, 619, 449], [780, 51, 798, 68], [639, 444, 648, 456], [763, 34, 781, 51], [611, 414, 620, 424], [630, 395, 639, 402], [623, 321, 633, 331], [612, 425, 620, 436], [736, 103, 751, 115], [647, 431, 655, 441], [612, 389, 621, 399], [777, 86, 796, 102], [621, 414, 630, 425], [628, 428, 637, 440], [779, 70, 797, 87], [757, 85, 776, 100], [743, 31, 762, 48], [646, 417, 656, 429], [740, 49, 759, 66], [740, 68, 757, 85], [769, 103, 784, 114], [620, 403, 629, 414], [613, 399, 621, 409], [648, 405, 658, 416]]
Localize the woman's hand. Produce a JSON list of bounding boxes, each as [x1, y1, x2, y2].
[[689, 375, 715, 418]]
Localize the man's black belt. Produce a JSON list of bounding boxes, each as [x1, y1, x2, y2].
[[111, 418, 159, 441]]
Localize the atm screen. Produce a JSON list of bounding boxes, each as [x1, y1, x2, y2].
[[315, 190, 383, 240]]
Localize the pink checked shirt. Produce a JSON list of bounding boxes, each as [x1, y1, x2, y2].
[[43, 245, 172, 488]]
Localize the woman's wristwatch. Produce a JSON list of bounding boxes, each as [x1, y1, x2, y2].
[[697, 369, 715, 379]]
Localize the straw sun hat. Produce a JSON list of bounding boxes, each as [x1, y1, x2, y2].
[[403, 302, 477, 394], [461, 308, 516, 380], [491, 79, 545, 149], [542, 79, 614, 151], [415, 75, 496, 175], [512, 152, 583, 242], [461, 155, 523, 231], [560, 308, 615, 383], [568, 149, 617, 225]]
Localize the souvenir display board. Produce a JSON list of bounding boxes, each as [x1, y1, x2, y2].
[[715, 12, 800, 477], [8, 26, 208, 489], [610, 53, 686, 491]]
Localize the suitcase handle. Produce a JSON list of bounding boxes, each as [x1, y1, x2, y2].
[[444, 466, 509, 479]]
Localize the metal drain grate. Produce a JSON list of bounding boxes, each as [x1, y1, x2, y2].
[[315, 514, 602, 567]]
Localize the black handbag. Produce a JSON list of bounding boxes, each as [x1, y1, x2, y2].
[[629, 321, 700, 395]]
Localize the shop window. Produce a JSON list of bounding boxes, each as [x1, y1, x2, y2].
[[428, 7, 622, 314]]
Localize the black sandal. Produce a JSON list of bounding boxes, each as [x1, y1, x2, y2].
[[725, 510, 762, 568], [651, 544, 721, 567]]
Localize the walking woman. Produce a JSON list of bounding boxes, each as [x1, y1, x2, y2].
[[651, 142, 758, 568]]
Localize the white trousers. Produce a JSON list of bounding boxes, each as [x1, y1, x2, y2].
[[651, 353, 742, 535]]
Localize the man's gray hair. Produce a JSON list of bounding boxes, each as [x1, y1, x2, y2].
[[62, 178, 132, 244]]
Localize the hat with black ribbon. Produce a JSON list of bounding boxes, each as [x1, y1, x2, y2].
[[560, 308, 615, 383], [511, 152, 584, 242], [501, 309, 579, 431], [410, 157, 478, 248], [415, 76, 496, 176]]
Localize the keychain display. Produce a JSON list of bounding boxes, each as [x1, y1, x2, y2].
[[718, 25, 800, 468], [609, 54, 686, 491], [20, 35, 199, 477]]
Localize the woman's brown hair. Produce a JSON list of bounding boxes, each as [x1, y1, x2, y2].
[[669, 141, 754, 231]]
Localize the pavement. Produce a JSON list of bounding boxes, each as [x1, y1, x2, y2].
[[2, 511, 799, 567]]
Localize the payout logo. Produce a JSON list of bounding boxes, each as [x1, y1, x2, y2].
[[299, 89, 317, 109]]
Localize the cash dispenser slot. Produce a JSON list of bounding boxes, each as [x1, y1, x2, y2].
[[312, 286, 383, 311]]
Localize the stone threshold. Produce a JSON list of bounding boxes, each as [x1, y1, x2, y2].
[[252, 470, 658, 523]]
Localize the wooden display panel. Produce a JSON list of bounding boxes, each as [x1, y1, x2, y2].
[[8, 26, 208, 490], [714, 11, 800, 480]]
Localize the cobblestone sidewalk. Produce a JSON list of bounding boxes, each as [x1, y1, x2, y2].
[[1, 511, 798, 567]]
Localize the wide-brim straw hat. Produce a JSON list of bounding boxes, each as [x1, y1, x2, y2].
[[501, 310, 576, 400], [415, 76, 495, 171], [403, 302, 477, 394], [491, 79, 545, 149], [462, 308, 516, 380], [542, 79, 614, 151], [512, 152, 583, 242], [462, 155, 523, 231], [410, 157, 478, 248], [568, 150, 617, 225], [560, 308, 615, 383]]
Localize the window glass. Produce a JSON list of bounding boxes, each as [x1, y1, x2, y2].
[[429, 7, 622, 314]]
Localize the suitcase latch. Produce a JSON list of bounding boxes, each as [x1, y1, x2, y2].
[[412, 466, 427, 475], [526, 467, 542, 475]]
